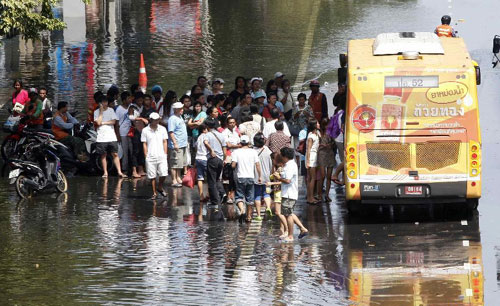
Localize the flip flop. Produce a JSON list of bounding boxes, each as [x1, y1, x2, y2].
[[119, 174, 128, 178], [298, 231, 309, 239], [102, 174, 108, 178], [159, 190, 167, 197]]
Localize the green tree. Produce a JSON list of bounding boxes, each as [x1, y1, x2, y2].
[[0, 0, 90, 40]]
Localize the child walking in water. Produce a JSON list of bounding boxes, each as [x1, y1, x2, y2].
[[267, 153, 288, 238], [278, 147, 308, 242]]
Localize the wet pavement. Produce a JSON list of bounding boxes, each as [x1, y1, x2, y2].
[[0, 177, 488, 305], [1, 0, 500, 304]]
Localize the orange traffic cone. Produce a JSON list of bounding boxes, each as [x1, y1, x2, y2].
[[139, 53, 147, 93]]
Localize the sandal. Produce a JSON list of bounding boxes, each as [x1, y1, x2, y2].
[[159, 190, 167, 197], [298, 230, 309, 239], [119, 173, 128, 178], [102, 174, 108, 178]]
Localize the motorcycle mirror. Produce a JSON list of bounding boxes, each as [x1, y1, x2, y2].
[[494, 35, 500, 54]]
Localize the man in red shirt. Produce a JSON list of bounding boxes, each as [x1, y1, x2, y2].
[[308, 80, 328, 121]]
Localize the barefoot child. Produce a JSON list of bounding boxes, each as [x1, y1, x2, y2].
[[278, 147, 308, 242], [267, 153, 288, 238]]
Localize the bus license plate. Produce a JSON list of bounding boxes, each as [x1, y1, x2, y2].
[[405, 186, 423, 195]]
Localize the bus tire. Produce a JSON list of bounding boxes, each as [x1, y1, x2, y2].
[[346, 200, 361, 215], [466, 198, 479, 211]]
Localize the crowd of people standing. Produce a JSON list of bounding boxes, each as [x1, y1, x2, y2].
[[9, 73, 347, 242]]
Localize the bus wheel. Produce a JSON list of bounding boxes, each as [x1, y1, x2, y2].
[[346, 200, 361, 215], [466, 198, 479, 211]]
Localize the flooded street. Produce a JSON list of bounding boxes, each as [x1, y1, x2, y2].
[[1, 0, 500, 304]]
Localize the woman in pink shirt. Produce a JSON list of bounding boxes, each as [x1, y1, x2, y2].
[[12, 80, 30, 107]]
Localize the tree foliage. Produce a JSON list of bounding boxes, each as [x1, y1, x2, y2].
[[0, 0, 90, 40]]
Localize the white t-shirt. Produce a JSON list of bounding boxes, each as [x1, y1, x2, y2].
[[254, 146, 272, 184], [94, 108, 118, 142], [263, 119, 291, 139], [307, 132, 320, 153], [232, 147, 259, 179], [195, 133, 208, 161], [222, 128, 240, 151], [281, 159, 298, 200], [140, 125, 168, 161], [115, 105, 131, 137]]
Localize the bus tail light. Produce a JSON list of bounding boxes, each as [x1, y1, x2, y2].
[[469, 141, 481, 177], [346, 144, 358, 179]]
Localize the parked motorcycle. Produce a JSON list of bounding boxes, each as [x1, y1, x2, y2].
[[8, 137, 68, 199]]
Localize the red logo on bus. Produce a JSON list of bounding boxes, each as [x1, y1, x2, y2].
[[352, 105, 376, 132]]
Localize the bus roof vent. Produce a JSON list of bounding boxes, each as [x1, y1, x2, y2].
[[373, 32, 444, 55]]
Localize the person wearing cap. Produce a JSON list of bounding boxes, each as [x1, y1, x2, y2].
[[151, 85, 163, 110], [211, 78, 225, 96], [274, 72, 285, 89], [231, 134, 262, 223], [94, 96, 127, 178], [308, 79, 328, 121], [141, 112, 169, 200], [168, 101, 189, 187], [250, 77, 267, 105]]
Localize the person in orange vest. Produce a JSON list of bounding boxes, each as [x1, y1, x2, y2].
[[308, 80, 328, 121], [52, 101, 89, 162], [435, 15, 456, 37]]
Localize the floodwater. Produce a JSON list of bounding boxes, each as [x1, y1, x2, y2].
[[1, 0, 500, 304]]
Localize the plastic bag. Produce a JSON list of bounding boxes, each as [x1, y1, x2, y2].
[[296, 139, 306, 155], [182, 167, 197, 189]]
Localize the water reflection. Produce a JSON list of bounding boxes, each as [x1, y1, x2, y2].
[[345, 207, 484, 305]]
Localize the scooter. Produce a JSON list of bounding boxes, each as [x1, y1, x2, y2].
[[8, 137, 68, 199], [54, 122, 115, 175]]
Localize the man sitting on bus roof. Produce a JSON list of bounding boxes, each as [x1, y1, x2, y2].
[[435, 15, 456, 38]]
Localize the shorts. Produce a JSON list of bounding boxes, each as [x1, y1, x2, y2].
[[235, 178, 255, 205], [169, 147, 188, 169], [96, 142, 118, 155], [254, 184, 271, 202], [281, 197, 296, 216], [308, 152, 318, 168], [195, 159, 207, 181], [146, 158, 169, 179], [274, 190, 282, 204]]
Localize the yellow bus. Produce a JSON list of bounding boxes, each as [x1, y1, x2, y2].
[[343, 32, 481, 210]]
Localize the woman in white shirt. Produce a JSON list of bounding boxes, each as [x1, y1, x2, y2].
[[305, 119, 320, 204]]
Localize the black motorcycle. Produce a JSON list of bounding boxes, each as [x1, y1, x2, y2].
[[8, 138, 68, 199]]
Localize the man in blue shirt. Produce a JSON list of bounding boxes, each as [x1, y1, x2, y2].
[[168, 102, 188, 187]]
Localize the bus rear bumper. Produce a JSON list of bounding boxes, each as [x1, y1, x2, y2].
[[358, 181, 471, 205]]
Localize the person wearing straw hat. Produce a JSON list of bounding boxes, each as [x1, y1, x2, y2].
[[141, 112, 169, 200], [168, 102, 189, 187]]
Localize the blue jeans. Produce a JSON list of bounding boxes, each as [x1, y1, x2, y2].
[[195, 159, 207, 181], [235, 178, 255, 205], [254, 184, 271, 202]]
